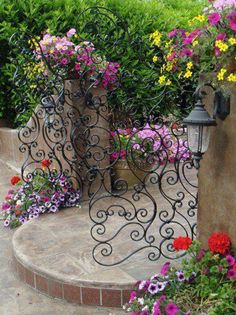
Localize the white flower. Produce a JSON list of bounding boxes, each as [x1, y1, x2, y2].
[[142, 305, 148, 311], [138, 297, 145, 305], [139, 280, 147, 290], [16, 200, 22, 206]]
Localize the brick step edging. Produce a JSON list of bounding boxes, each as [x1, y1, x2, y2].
[[13, 255, 134, 308]]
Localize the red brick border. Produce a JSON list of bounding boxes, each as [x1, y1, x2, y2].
[[13, 256, 134, 308]]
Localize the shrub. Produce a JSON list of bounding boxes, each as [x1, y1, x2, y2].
[[0, 0, 208, 126]]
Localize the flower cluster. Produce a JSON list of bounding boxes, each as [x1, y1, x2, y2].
[[1, 160, 80, 228], [35, 29, 120, 89], [110, 124, 191, 164], [125, 232, 236, 314], [151, 0, 236, 91]]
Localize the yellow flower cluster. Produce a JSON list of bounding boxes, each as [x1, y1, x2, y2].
[[217, 68, 227, 81], [158, 75, 171, 86], [150, 31, 162, 47], [23, 62, 45, 78], [189, 15, 206, 26], [227, 73, 236, 82], [229, 37, 236, 45], [153, 56, 158, 63], [215, 40, 229, 52], [183, 62, 193, 79]]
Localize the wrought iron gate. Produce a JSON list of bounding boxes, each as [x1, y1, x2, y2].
[[10, 6, 198, 266]]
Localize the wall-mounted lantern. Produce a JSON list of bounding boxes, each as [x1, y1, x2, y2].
[[183, 85, 230, 169]]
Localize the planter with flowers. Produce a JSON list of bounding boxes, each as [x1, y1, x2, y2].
[[125, 232, 236, 314], [151, 0, 236, 103], [110, 124, 191, 190], [33, 29, 120, 199], [1, 159, 80, 228]]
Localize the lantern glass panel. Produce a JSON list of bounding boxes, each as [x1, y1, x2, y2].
[[187, 125, 210, 154]]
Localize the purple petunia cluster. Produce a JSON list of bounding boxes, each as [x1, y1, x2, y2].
[[1, 173, 80, 228]]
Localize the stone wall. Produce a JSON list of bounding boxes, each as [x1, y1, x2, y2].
[[198, 85, 236, 248]]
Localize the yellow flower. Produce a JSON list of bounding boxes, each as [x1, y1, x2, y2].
[[166, 62, 173, 72], [159, 75, 166, 85], [192, 40, 199, 47], [178, 72, 183, 79], [150, 30, 162, 47], [187, 62, 193, 69], [227, 73, 236, 82], [215, 40, 229, 52], [228, 37, 236, 45], [166, 79, 172, 86], [153, 56, 158, 63], [193, 15, 206, 23], [217, 68, 227, 81], [184, 70, 192, 78]]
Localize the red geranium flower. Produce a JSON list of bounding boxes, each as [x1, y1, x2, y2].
[[41, 159, 51, 168], [208, 232, 231, 255], [173, 236, 192, 251], [10, 176, 21, 186]]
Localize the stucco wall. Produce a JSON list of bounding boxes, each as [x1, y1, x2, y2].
[[198, 85, 236, 248]]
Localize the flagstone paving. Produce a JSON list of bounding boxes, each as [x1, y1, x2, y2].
[[0, 161, 126, 315]]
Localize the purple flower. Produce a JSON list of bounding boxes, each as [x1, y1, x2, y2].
[[66, 28, 76, 37], [61, 58, 68, 65], [165, 302, 179, 315], [148, 283, 159, 294], [160, 262, 170, 276], [208, 13, 221, 25], [183, 37, 193, 45], [141, 310, 148, 315], [176, 271, 186, 282], [226, 255, 235, 266], [156, 281, 167, 291], [227, 268, 236, 279]]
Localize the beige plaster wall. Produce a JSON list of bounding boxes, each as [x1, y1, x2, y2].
[[198, 85, 236, 248]]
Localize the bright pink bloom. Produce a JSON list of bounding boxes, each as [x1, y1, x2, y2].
[[168, 29, 178, 38], [184, 37, 193, 45], [226, 255, 235, 266], [129, 291, 137, 302], [227, 268, 236, 279], [74, 63, 81, 71], [208, 13, 221, 25], [167, 52, 176, 61], [216, 33, 226, 41], [160, 262, 170, 276], [227, 13, 236, 31]]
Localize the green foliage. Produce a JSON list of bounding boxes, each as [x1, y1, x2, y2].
[[0, 0, 208, 125]]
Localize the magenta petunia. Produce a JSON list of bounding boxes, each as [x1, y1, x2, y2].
[[160, 262, 170, 276], [180, 48, 193, 57], [129, 291, 137, 302], [168, 29, 178, 38], [208, 13, 221, 25], [226, 255, 236, 266], [165, 302, 179, 315]]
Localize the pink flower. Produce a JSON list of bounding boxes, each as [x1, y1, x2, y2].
[[2, 203, 11, 211], [74, 63, 81, 71], [208, 13, 221, 25], [226, 255, 235, 266], [167, 52, 176, 61], [227, 268, 236, 279], [165, 302, 179, 315], [184, 37, 193, 45], [129, 291, 137, 302], [66, 28, 76, 37], [216, 33, 226, 41], [168, 29, 178, 38], [226, 13, 236, 31], [160, 262, 170, 276], [61, 58, 68, 65], [180, 48, 193, 57]]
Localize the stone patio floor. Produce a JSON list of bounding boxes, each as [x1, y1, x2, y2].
[[0, 160, 126, 315]]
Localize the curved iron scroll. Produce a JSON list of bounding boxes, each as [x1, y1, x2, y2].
[[10, 6, 197, 266]]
